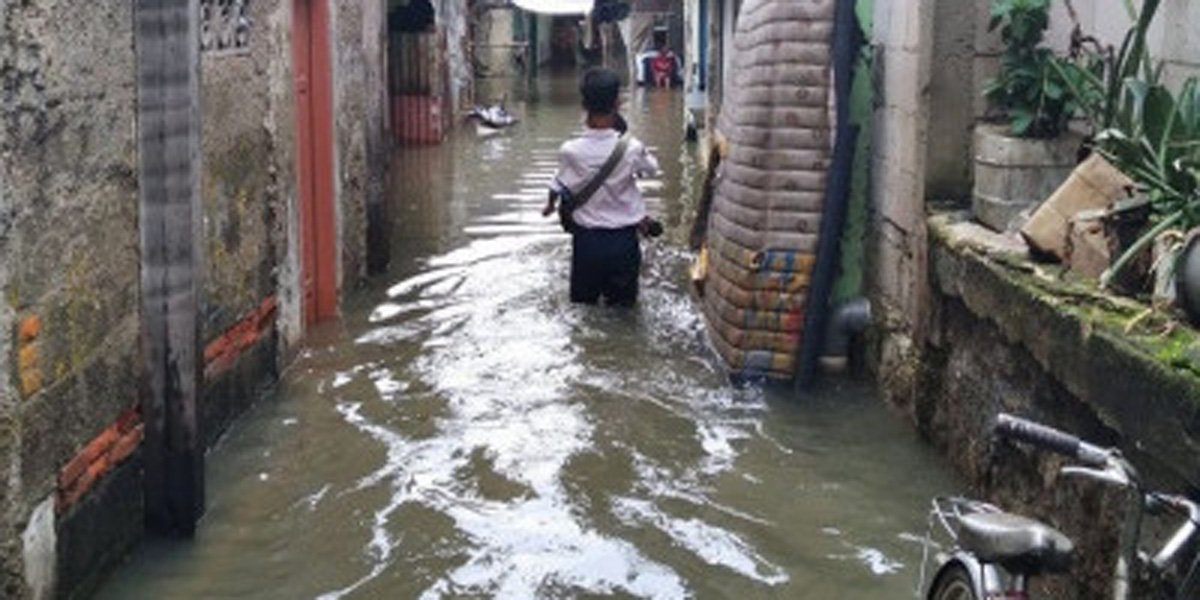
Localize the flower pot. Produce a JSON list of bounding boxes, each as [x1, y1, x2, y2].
[[1175, 229, 1200, 326], [973, 124, 1082, 232], [1103, 200, 1154, 295]]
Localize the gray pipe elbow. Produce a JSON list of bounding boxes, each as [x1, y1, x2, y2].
[[820, 298, 872, 372]]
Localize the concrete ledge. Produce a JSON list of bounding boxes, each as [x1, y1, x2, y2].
[[876, 211, 1200, 596], [927, 212, 1200, 489]]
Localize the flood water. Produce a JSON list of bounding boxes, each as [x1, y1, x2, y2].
[[99, 75, 957, 599]]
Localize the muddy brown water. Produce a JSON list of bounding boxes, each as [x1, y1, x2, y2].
[[98, 75, 958, 599]]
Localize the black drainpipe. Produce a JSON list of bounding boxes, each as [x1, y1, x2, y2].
[[794, 0, 864, 392]]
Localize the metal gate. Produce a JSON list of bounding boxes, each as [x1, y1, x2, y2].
[[390, 31, 449, 145]]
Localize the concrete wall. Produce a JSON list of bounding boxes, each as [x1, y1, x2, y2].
[[269, 0, 306, 350], [0, 1, 142, 597], [1044, 0, 1200, 87], [199, 0, 294, 444], [474, 8, 520, 78], [334, 0, 373, 288], [0, 1, 388, 597], [535, 13, 553, 68], [865, 0, 936, 383], [441, 0, 473, 112]]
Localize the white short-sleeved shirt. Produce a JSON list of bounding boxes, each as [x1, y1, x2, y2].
[[552, 128, 660, 230]]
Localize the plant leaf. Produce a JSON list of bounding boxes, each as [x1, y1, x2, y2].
[[1011, 109, 1035, 136]]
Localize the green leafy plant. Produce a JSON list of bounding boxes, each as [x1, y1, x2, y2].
[[1098, 78, 1200, 288], [985, 0, 1082, 138], [1054, 0, 1164, 134], [1051, 0, 1200, 289]]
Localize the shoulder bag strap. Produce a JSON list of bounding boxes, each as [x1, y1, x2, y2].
[[569, 135, 629, 210]]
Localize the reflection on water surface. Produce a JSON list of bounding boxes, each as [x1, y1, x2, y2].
[[99, 75, 956, 600]]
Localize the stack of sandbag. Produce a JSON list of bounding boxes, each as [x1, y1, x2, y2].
[[702, 0, 836, 378]]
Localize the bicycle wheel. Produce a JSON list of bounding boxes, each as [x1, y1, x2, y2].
[[929, 564, 978, 600]]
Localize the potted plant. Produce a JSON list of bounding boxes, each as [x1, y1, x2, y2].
[[973, 0, 1085, 232]]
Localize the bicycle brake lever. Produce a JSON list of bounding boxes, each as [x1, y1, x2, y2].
[[1060, 465, 1132, 488]]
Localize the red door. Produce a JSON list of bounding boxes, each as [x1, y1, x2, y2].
[[293, 0, 338, 325]]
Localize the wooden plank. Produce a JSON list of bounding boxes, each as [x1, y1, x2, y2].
[[135, 0, 205, 536]]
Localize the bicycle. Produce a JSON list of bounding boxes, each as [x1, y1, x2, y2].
[[919, 413, 1200, 599]]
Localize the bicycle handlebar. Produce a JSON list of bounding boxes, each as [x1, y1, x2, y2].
[[995, 413, 1109, 468], [1151, 494, 1200, 571]]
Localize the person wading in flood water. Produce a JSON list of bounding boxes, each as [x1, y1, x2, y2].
[[542, 68, 661, 306]]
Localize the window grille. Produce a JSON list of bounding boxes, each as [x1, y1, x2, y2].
[[201, 0, 252, 54]]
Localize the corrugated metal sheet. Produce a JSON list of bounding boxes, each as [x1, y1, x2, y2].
[[390, 31, 448, 145], [702, 0, 837, 379]]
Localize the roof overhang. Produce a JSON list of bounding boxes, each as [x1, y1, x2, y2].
[[512, 0, 592, 16]]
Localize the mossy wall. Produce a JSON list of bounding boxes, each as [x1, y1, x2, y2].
[[877, 213, 1200, 598]]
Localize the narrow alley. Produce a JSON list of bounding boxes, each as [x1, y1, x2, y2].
[[96, 76, 956, 599], [7, 1, 1200, 598]]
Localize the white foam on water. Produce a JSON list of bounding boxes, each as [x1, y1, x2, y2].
[[368, 303, 407, 323], [386, 266, 469, 299], [613, 498, 788, 587]]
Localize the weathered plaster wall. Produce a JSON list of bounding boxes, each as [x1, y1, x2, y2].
[[1, 153, 16, 594], [201, 2, 283, 343], [197, 0, 294, 445], [923, 0, 979, 202], [1, 1, 387, 596], [0, 0, 142, 597], [1044, 0, 1200, 88], [441, 0, 472, 112], [865, 0, 935, 385], [333, 0, 378, 289], [363, 0, 390, 275], [474, 8, 520, 78], [267, 0, 305, 351]]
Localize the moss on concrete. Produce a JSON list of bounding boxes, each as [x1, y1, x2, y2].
[[927, 212, 1200, 488]]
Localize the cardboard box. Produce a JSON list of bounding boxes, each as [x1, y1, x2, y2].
[[1021, 154, 1134, 277]]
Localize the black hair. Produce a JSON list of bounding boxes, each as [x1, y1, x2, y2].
[[580, 68, 621, 115]]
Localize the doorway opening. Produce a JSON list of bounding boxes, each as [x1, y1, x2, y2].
[[388, 0, 448, 145]]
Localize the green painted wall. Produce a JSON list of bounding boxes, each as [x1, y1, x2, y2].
[[832, 0, 873, 305]]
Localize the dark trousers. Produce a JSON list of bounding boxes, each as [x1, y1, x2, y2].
[[570, 226, 641, 306]]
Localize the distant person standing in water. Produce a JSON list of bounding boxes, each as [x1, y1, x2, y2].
[[542, 68, 660, 306], [649, 44, 677, 88]]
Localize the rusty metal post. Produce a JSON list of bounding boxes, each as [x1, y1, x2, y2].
[[135, 0, 205, 536]]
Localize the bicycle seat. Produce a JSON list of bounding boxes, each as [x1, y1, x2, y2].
[[958, 511, 1074, 574]]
